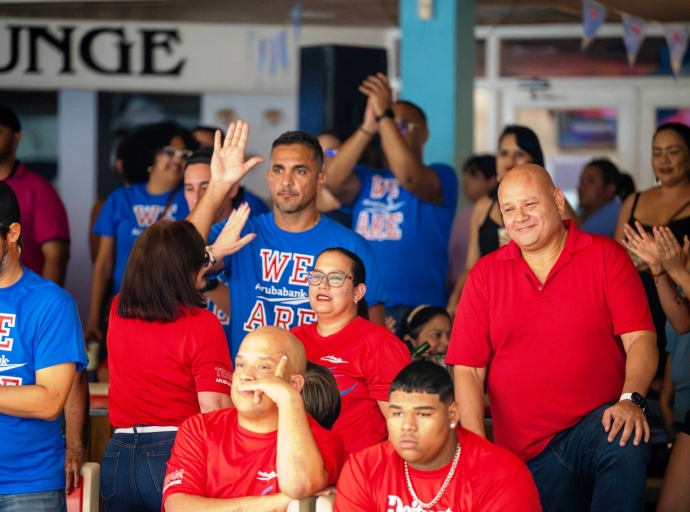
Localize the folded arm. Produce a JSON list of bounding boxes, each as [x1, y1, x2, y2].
[[165, 492, 292, 512], [0, 362, 76, 421]]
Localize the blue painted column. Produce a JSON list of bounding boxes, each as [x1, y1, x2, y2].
[[399, 0, 475, 178]]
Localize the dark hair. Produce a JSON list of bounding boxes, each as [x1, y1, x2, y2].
[[389, 360, 454, 404], [655, 122, 690, 155], [0, 105, 21, 132], [193, 125, 225, 143], [302, 361, 341, 430], [317, 247, 368, 319], [463, 154, 497, 180], [185, 146, 213, 169], [118, 220, 206, 322], [119, 122, 199, 184], [586, 159, 620, 187], [616, 172, 636, 201], [395, 100, 427, 125], [272, 131, 323, 172], [499, 125, 544, 167], [400, 305, 450, 341]]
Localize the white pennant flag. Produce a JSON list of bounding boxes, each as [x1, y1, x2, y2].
[[664, 24, 689, 78], [581, 0, 608, 49], [622, 14, 647, 68]]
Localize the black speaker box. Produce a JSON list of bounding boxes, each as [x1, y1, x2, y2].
[[299, 45, 388, 139]]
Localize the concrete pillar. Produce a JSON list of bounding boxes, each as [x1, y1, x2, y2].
[[399, 0, 475, 176], [57, 89, 97, 322]]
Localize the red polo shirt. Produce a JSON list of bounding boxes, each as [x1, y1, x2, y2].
[[446, 221, 654, 462]]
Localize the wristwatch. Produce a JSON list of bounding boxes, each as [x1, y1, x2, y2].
[[620, 392, 647, 411], [199, 278, 220, 294], [205, 246, 217, 266], [376, 108, 395, 122]]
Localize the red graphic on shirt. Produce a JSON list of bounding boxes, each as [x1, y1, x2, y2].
[[0, 314, 16, 351], [288, 253, 313, 285], [260, 250, 292, 283], [0, 376, 22, 386]]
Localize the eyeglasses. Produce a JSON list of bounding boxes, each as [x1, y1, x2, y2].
[[307, 271, 353, 287], [324, 149, 339, 158], [395, 120, 418, 135], [160, 146, 193, 160], [203, 250, 211, 268]]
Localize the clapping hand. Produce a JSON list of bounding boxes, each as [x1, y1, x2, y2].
[[236, 356, 298, 407], [210, 203, 256, 260], [359, 73, 393, 118], [655, 226, 690, 279], [623, 221, 662, 274], [210, 120, 265, 186]]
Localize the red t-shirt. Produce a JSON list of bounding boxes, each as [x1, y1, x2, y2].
[[335, 427, 542, 512], [162, 407, 344, 505], [292, 316, 412, 454], [446, 221, 654, 462], [107, 297, 233, 427], [5, 163, 70, 274]]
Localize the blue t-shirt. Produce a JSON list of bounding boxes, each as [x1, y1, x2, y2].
[[93, 184, 189, 293], [237, 188, 270, 217], [351, 164, 458, 308], [666, 320, 690, 424], [0, 269, 87, 494], [579, 199, 622, 238], [209, 212, 388, 360]]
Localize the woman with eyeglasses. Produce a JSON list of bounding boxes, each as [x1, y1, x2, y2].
[[85, 122, 198, 344], [101, 214, 251, 512], [291, 247, 411, 455]]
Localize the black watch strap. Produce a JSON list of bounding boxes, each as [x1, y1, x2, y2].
[[200, 278, 220, 294], [376, 108, 395, 122]]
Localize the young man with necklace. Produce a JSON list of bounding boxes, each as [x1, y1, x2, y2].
[[335, 360, 541, 512]]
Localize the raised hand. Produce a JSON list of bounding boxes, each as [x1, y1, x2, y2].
[[362, 96, 379, 134], [622, 221, 661, 274], [359, 73, 393, 118], [655, 227, 690, 278], [210, 120, 265, 186], [236, 355, 299, 407], [210, 203, 256, 259]]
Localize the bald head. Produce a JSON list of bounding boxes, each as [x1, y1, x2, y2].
[[499, 164, 555, 197], [240, 327, 307, 377]]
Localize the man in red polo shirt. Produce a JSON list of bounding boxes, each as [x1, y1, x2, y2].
[[336, 360, 542, 511], [447, 164, 657, 512], [162, 327, 344, 511]]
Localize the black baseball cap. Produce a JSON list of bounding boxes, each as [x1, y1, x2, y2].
[[0, 105, 21, 132], [0, 181, 20, 229], [184, 146, 213, 169]]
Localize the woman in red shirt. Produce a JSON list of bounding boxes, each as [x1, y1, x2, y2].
[[292, 247, 411, 455], [100, 216, 248, 512]]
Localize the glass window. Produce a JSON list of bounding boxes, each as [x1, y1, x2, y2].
[[96, 92, 200, 199], [0, 90, 58, 181], [500, 37, 686, 77]]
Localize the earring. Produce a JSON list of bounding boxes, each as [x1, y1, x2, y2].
[[353, 299, 358, 304], [450, 422, 457, 429], [147, 166, 153, 173]]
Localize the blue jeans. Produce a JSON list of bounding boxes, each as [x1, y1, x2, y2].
[[0, 490, 66, 512], [100, 429, 177, 512], [526, 402, 650, 512]]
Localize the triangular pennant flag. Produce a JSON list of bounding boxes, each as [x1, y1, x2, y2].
[[664, 24, 689, 78], [622, 14, 647, 68], [581, 0, 608, 49]]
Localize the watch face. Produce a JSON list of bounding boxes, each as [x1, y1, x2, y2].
[[631, 392, 646, 409]]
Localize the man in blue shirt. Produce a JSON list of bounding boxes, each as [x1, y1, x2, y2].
[[0, 182, 88, 511], [188, 122, 388, 360], [325, 73, 458, 327]]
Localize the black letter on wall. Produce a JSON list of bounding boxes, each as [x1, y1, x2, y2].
[[0, 26, 22, 73], [80, 28, 132, 74], [27, 26, 74, 74], [141, 29, 185, 75]]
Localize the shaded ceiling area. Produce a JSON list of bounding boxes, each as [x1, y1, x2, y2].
[[0, 0, 688, 26]]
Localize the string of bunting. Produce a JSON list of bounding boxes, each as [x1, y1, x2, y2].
[[581, 0, 689, 77]]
